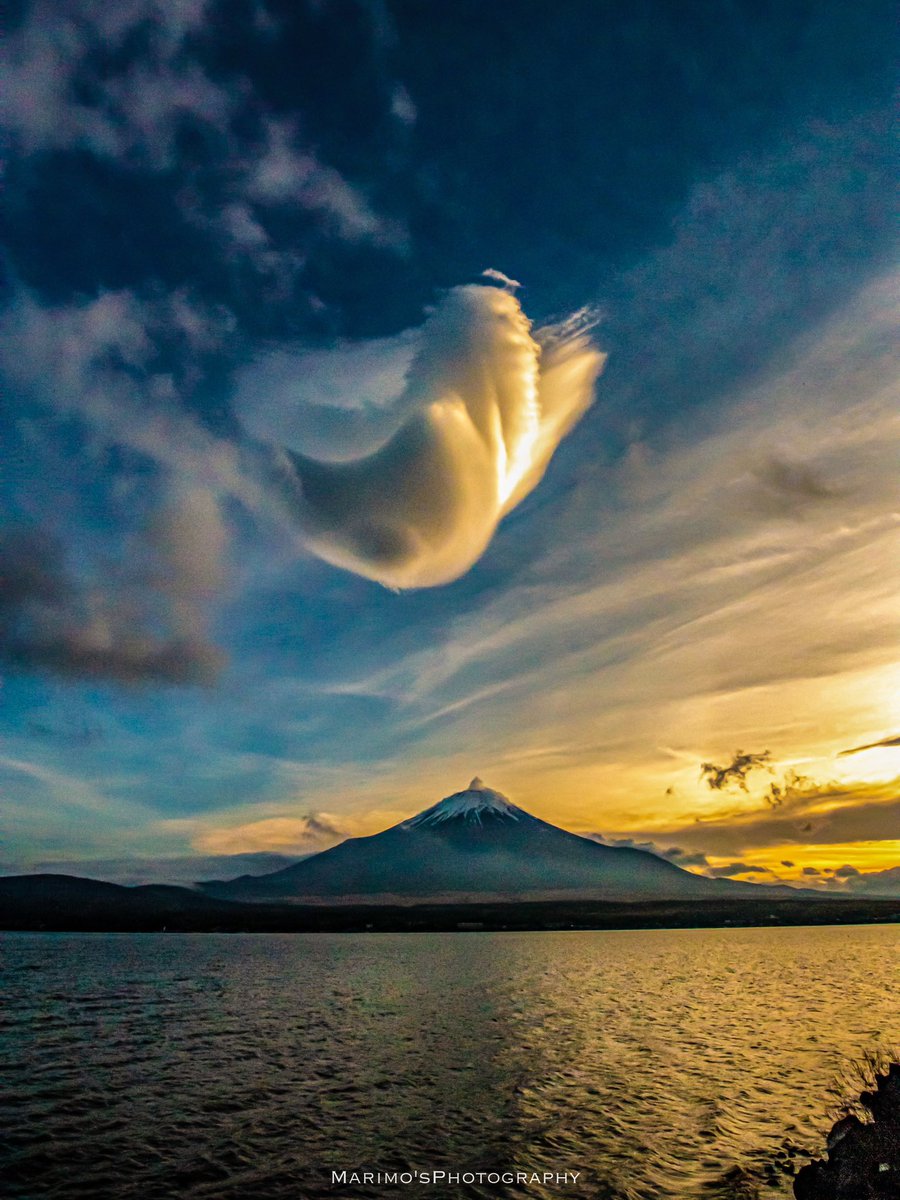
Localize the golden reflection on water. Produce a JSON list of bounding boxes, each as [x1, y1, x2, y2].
[[2, 925, 897, 1200]]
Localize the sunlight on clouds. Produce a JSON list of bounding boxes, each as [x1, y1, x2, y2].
[[832, 743, 900, 785], [244, 283, 605, 588], [728, 842, 900, 879], [193, 814, 347, 855], [295, 271, 899, 843]]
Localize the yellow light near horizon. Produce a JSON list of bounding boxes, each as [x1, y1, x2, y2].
[[831, 745, 900, 786], [731, 841, 900, 876]]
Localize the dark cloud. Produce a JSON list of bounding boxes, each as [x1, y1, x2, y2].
[[302, 813, 346, 839], [664, 847, 711, 868], [586, 827, 897, 891], [839, 865, 900, 896], [807, 863, 900, 897], [0, 525, 223, 686], [839, 734, 900, 756], [705, 862, 769, 878], [586, 834, 709, 869], [700, 749, 771, 791], [765, 783, 784, 808], [764, 770, 817, 809], [631, 779, 900, 858], [749, 456, 842, 515], [752, 457, 837, 499], [25, 719, 103, 747]]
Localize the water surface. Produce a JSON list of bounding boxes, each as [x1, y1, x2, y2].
[[2, 924, 897, 1199]]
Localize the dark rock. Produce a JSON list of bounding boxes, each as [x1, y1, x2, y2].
[[794, 1062, 900, 1199]]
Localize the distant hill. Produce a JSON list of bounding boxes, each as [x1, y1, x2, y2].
[[200, 778, 794, 904], [0, 852, 304, 887], [1, 873, 896, 933], [0, 874, 243, 929]]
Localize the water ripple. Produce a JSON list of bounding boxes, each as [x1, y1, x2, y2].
[[1, 925, 897, 1199]]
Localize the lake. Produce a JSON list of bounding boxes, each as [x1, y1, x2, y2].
[[2, 925, 897, 1198]]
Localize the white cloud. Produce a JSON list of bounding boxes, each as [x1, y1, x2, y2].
[[1, 0, 226, 165], [236, 327, 421, 459], [0, 287, 264, 510], [246, 117, 406, 248], [242, 283, 605, 588], [0, 287, 244, 685], [2, 0, 406, 250], [390, 84, 417, 126], [481, 268, 521, 289]]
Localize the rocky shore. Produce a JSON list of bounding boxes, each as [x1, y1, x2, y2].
[[794, 1061, 899, 1199]]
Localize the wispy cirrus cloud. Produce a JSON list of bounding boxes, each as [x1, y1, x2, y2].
[[293, 270, 899, 831]]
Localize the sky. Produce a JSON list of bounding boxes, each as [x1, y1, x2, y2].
[[1, 0, 898, 892]]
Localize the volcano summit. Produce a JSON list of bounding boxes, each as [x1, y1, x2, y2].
[[201, 779, 760, 904]]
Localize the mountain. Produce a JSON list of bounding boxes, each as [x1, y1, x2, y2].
[[201, 778, 769, 903], [0, 852, 305, 887], [0, 873, 243, 929]]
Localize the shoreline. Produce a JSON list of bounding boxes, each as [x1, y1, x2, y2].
[[1, 877, 897, 934]]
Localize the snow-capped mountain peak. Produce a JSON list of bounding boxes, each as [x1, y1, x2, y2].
[[404, 778, 522, 828], [204, 778, 763, 903]]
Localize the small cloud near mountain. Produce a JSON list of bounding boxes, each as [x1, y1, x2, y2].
[[194, 812, 348, 856], [586, 835, 711, 869], [706, 862, 771, 878]]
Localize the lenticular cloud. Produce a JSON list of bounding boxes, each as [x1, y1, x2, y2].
[[261, 284, 605, 588]]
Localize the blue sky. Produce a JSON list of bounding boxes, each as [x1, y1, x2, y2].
[[1, 0, 898, 888]]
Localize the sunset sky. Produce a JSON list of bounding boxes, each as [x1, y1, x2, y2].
[[1, 0, 897, 892]]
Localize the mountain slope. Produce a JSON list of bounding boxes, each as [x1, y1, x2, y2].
[[202, 778, 767, 903], [0, 873, 243, 928]]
